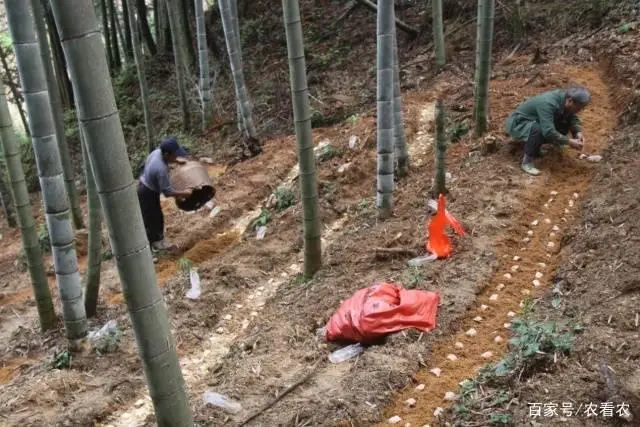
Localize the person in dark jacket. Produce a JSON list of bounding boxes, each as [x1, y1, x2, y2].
[[505, 85, 591, 176], [137, 137, 192, 253]]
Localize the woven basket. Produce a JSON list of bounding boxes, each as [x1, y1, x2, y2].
[[169, 161, 216, 211]]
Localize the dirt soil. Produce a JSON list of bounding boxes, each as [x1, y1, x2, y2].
[[1, 2, 639, 427]]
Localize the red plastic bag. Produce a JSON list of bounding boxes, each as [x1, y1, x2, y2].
[[325, 282, 440, 344], [427, 194, 465, 259]]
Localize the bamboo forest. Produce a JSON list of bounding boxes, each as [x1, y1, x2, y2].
[[0, 0, 639, 425]]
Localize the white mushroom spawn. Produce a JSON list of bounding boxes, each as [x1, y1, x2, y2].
[[444, 391, 457, 401], [429, 367, 442, 377]]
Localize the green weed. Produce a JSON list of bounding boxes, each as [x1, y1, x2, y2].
[[177, 257, 193, 274], [47, 349, 71, 370], [251, 208, 272, 230], [273, 187, 296, 211]]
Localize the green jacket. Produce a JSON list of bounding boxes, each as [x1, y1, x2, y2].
[[505, 89, 581, 145]]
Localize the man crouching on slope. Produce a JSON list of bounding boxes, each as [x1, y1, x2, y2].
[[505, 85, 591, 176], [137, 137, 193, 254]]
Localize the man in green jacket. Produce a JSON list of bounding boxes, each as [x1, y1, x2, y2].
[[505, 86, 591, 176]]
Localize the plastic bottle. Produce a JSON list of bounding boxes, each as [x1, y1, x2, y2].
[[203, 391, 242, 414], [328, 343, 365, 363], [408, 253, 437, 267]]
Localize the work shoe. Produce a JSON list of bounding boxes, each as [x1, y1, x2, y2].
[[521, 162, 541, 176]]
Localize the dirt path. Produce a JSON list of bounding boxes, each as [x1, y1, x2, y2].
[[377, 65, 616, 426]]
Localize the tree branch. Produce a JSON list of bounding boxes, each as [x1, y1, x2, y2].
[[354, 0, 418, 37]]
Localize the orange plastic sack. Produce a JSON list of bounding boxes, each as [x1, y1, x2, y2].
[[325, 282, 440, 344], [427, 194, 465, 259]]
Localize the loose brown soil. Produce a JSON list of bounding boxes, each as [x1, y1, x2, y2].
[[0, 2, 638, 426]]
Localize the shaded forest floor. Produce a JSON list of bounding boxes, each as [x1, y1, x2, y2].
[[1, 1, 640, 426]]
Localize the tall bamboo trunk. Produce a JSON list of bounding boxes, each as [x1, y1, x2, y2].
[[473, 0, 495, 136], [49, 1, 192, 423], [282, 0, 322, 277], [0, 82, 56, 331], [32, 0, 85, 231], [157, 0, 172, 54], [44, 4, 74, 109], [153, 0, 160, 41], [433, 99, 447, 196], [194, 0, 212, 131], [376, 0, 395, 219], [108, 0, 122, 69], [101, 0, 115, 70], [165, 0, 191, 131], [0, 161, 17, 227], [392, 14, 408, 177], [219, 0, 258, 140], [137, 0, 157, 55], [79, 128, 102, 317], [180, 0, 196, 69], [6, 0, 88, 341], [230, 0, 244, 132], [0, 45, 30, 136], [114, 2, 127, 63], [122, 0, 134, 61], [432, 0, 446, 66], [126, 0, 154, 151]]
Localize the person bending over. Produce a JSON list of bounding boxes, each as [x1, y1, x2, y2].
[[505, 85, 591, 176], [137, 137, 192, 253]]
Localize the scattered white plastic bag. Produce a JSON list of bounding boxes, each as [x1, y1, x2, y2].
[[256, 226, 267, 240], [203, 391, 242, 414], [348, 135, 359, 150], [88, 320, 120, 353], [329, 343, 365, 363], [185, 269, 201, 300]]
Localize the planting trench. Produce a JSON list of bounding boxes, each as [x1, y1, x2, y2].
[[377, 65, 616, 426]]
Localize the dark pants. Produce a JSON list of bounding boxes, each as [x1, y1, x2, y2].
[[137, 181, 164, 244], [524, 119, 572, 158]]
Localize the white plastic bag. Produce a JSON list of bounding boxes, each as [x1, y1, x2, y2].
[[203, 391, 242, 413], [185, 269, 201, 300]]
